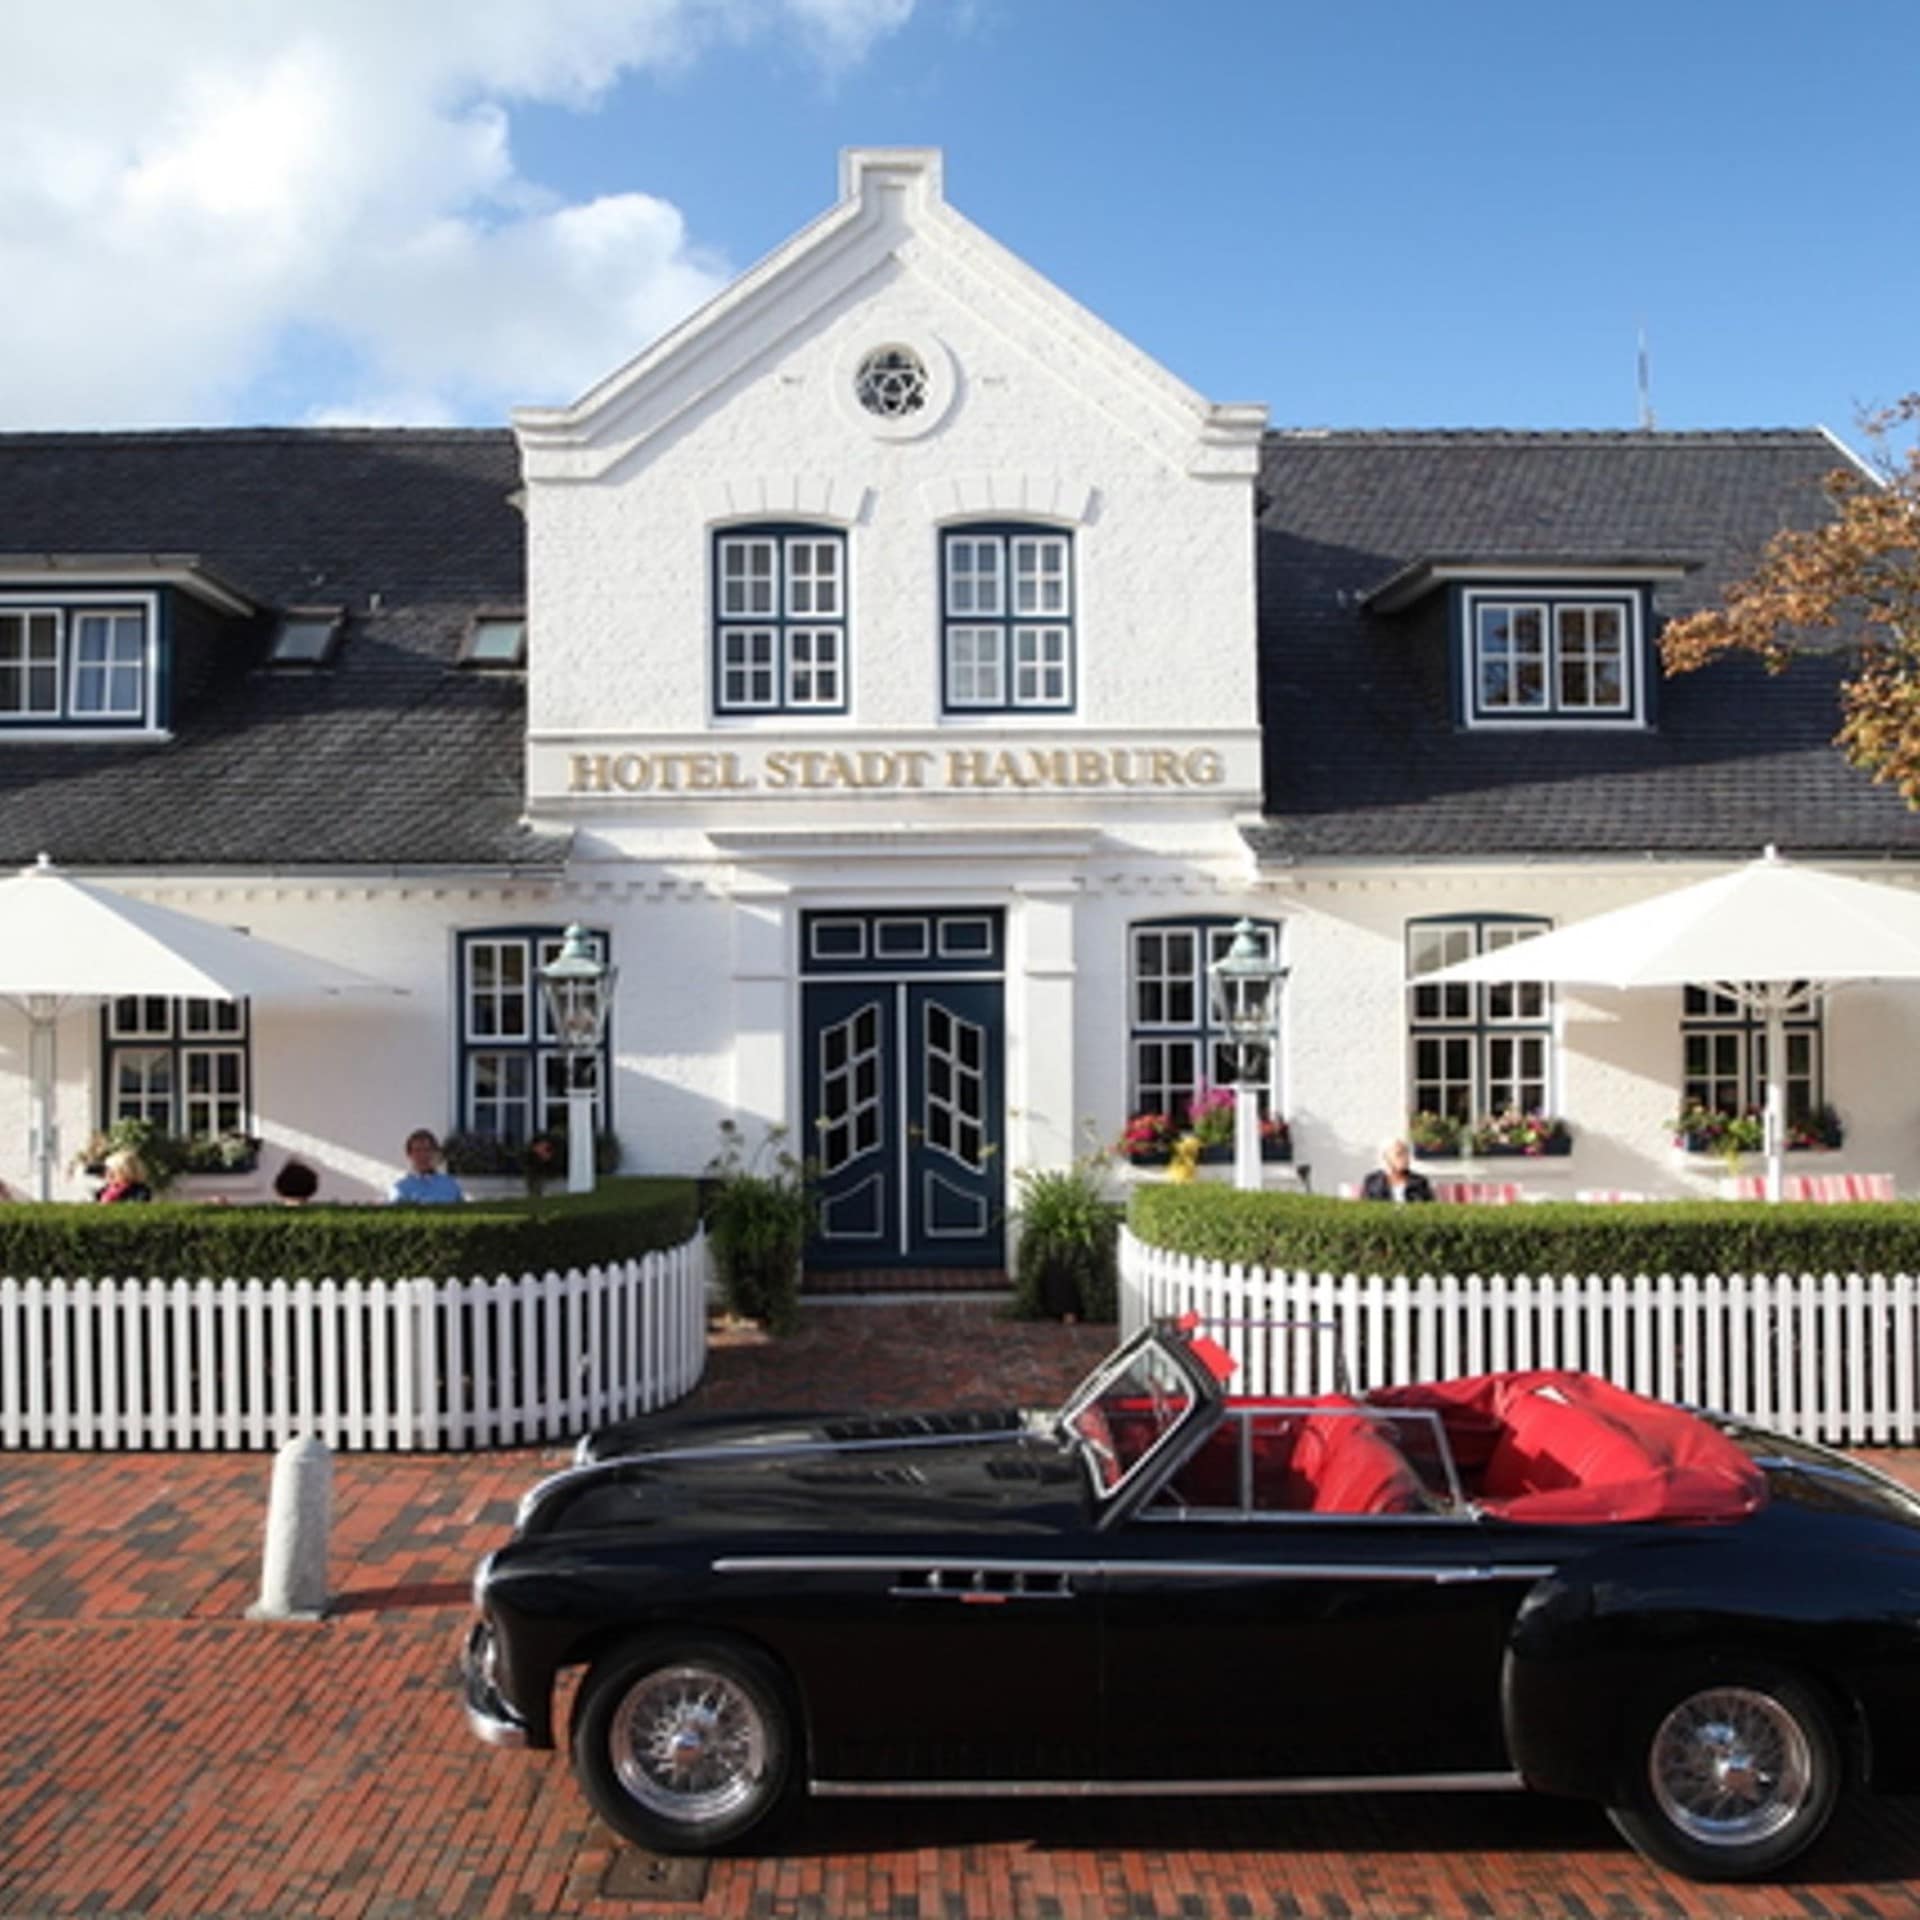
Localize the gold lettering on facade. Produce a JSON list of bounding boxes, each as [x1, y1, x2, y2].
[[566, 742, 1234, 798]]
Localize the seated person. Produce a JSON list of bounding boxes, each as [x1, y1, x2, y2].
[[95, 1147, 152, 1204], [1360, 1136, 1434, 1204], [273, 1159, 321, 1206], [389, 1129, 465, 1205]]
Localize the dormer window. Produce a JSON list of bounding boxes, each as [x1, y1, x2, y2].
[[270, 608, 345, 667], [0, 594, 158, 732], [1462, 589, 1643, 726]]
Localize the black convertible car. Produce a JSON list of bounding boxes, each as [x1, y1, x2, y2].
[[463, 1316, 1920, 1879]]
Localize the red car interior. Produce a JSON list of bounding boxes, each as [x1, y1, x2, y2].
[[1367, 1369, 1769, 1523], [1150, 1350, 1766, 1523]]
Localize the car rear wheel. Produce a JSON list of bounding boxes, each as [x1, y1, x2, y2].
[[1607, 1668, 1840, 1880], [571, 1636, 792, 1852]]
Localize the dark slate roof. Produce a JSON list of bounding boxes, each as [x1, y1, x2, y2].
[[1250, 428, 1920, 861], [0, 429, 563, 871]]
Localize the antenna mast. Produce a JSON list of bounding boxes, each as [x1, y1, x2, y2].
[[1636, 325, 1656, 431]]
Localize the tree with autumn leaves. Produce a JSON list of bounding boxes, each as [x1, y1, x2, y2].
[[1661, 395, 1920, 805]]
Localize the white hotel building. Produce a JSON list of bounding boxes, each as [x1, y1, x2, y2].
[[2, 149, 1915, 1264]]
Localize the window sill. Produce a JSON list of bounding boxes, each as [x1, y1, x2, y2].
[[1, 727, 171, 744]]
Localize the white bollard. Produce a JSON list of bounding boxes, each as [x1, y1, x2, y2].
[[247, 1434, 333, 1621]]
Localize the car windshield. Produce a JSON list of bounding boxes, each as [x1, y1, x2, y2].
[[1057, 1331, 1205, 1500]]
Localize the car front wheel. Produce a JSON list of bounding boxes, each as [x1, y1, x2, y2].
[[571, 1636, 793, 1852], [1607, 1669, 1840, 1880]]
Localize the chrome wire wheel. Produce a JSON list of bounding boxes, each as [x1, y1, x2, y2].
[[1648, 1685, 1813, 1848], [607, 1663, 770, 1826]]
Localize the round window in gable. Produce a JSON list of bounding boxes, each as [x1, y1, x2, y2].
[[854, 345, 928, 420]]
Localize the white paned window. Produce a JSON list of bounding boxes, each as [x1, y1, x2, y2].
[[720, 629, 779, 710], [1555, 605, 1627, 710], [787, 629, 842, 709], [1, 603, 150, 725], [102, 996, 252, 1149], [182, 1048, 247, 1139], [1466, 592, 1640, 724], [1406, 917, 1552, 1126], [0, 611, 62, 718], [714, 526, 847, 714], [943, 525, 1074, 712], [1128, 919, 1281, 1122], [76, 609, 144, 717], [945, 627, 1004, 707], [1681, 984, 1824, 1127], [1475, 604, 1547, 711], [458, 929, 612, 1146]]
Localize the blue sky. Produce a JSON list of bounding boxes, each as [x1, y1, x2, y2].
[[3, 1, 1915, 438]]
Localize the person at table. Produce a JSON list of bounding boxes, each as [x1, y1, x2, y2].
[[389, 1129, 465, 1205], [95, 1147, 153, 1204], [1360, 1137, 1434, 1204], [273, 1159, 321, 1206]]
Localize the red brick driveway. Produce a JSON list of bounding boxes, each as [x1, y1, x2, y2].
[[6, 1302, 1920, 1918]]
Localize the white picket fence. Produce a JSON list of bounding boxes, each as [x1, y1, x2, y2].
[[1120, 1227, 1920, 1446], [0, 1229, 709, 1451]]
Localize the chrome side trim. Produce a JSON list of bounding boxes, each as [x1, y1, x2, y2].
[[712, 1554, 1557, 1584], [812, 1770, 1527, 1800]]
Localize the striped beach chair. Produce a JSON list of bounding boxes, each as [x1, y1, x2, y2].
[[1432, 1180, 1521, 1206]]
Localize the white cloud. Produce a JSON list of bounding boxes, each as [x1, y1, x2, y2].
[[0, 0, 917, 428]]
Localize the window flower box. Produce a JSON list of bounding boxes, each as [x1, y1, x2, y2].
[[1119, 1110, 1292, 1167], [1668, 1102, 1845, 1158]]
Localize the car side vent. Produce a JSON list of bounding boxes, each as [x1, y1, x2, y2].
[[823, 1409, 1020, 1442], [888, 1567, 1076, 1603], [790, 1463, 929, 1488]]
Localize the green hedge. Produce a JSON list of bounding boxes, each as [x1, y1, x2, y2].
[[1130, 1184, 1920, 1277], [0, 1177, 699, 1283]]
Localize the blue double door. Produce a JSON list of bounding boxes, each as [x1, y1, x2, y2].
[[801, 911, 1005, 1270]]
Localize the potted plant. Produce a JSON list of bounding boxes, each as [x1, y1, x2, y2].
[[1183, 1084, 1239, 1164], [1408, 1110, 1465, 1159], [1787, 1104, 1846, 1151], [704, 1120, 814, 1335], [1013, 1154, 1119, 1322], [1667, 1101, 1766, 1162], [1117, 1110, 1179, 1165], [1468, 1111, 1572, 1157]]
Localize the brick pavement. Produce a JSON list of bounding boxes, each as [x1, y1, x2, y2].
[[5, 1301, 1920, 1918]]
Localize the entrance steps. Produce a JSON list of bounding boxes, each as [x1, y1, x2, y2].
[[804, 1266, 1011, 1299]]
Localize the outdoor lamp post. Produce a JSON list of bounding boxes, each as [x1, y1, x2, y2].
[[1209, 918, 1287, 1193], [537, 925, 616, 1196]]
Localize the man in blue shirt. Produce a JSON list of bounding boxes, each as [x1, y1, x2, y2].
[[390, 1128, 466, 1204]]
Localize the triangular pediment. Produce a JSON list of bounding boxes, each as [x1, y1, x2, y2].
[[513, 148, 1264, 483]]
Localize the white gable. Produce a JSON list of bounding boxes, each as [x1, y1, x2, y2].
[[516, 148, 1267, 845]]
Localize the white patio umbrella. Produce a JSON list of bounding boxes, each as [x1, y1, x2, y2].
[[1425, 847, 1920, 1201], [0, 855, 397, 1200]]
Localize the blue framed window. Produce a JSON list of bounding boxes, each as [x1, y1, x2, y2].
[[1128, 918, 1281, 1120], [1406, 916, 1552, 1123], [1, 596, 158, 730], [942, 523, 1074, 712], [457, 928, 613, 1144], [1460, 589, 1643, 726], [712, 524, 847, 715], [102, 996, 251, 1142]]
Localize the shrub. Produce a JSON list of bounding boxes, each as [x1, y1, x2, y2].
[[1129, 1183, 1920, 1279], [703, 1123, 813, 1335], [1012, 1160, 1122, 1321], [0, 1176, 699, 1283]]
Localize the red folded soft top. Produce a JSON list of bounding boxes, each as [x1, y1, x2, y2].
[[1368, 1370, 1768, 1525]]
